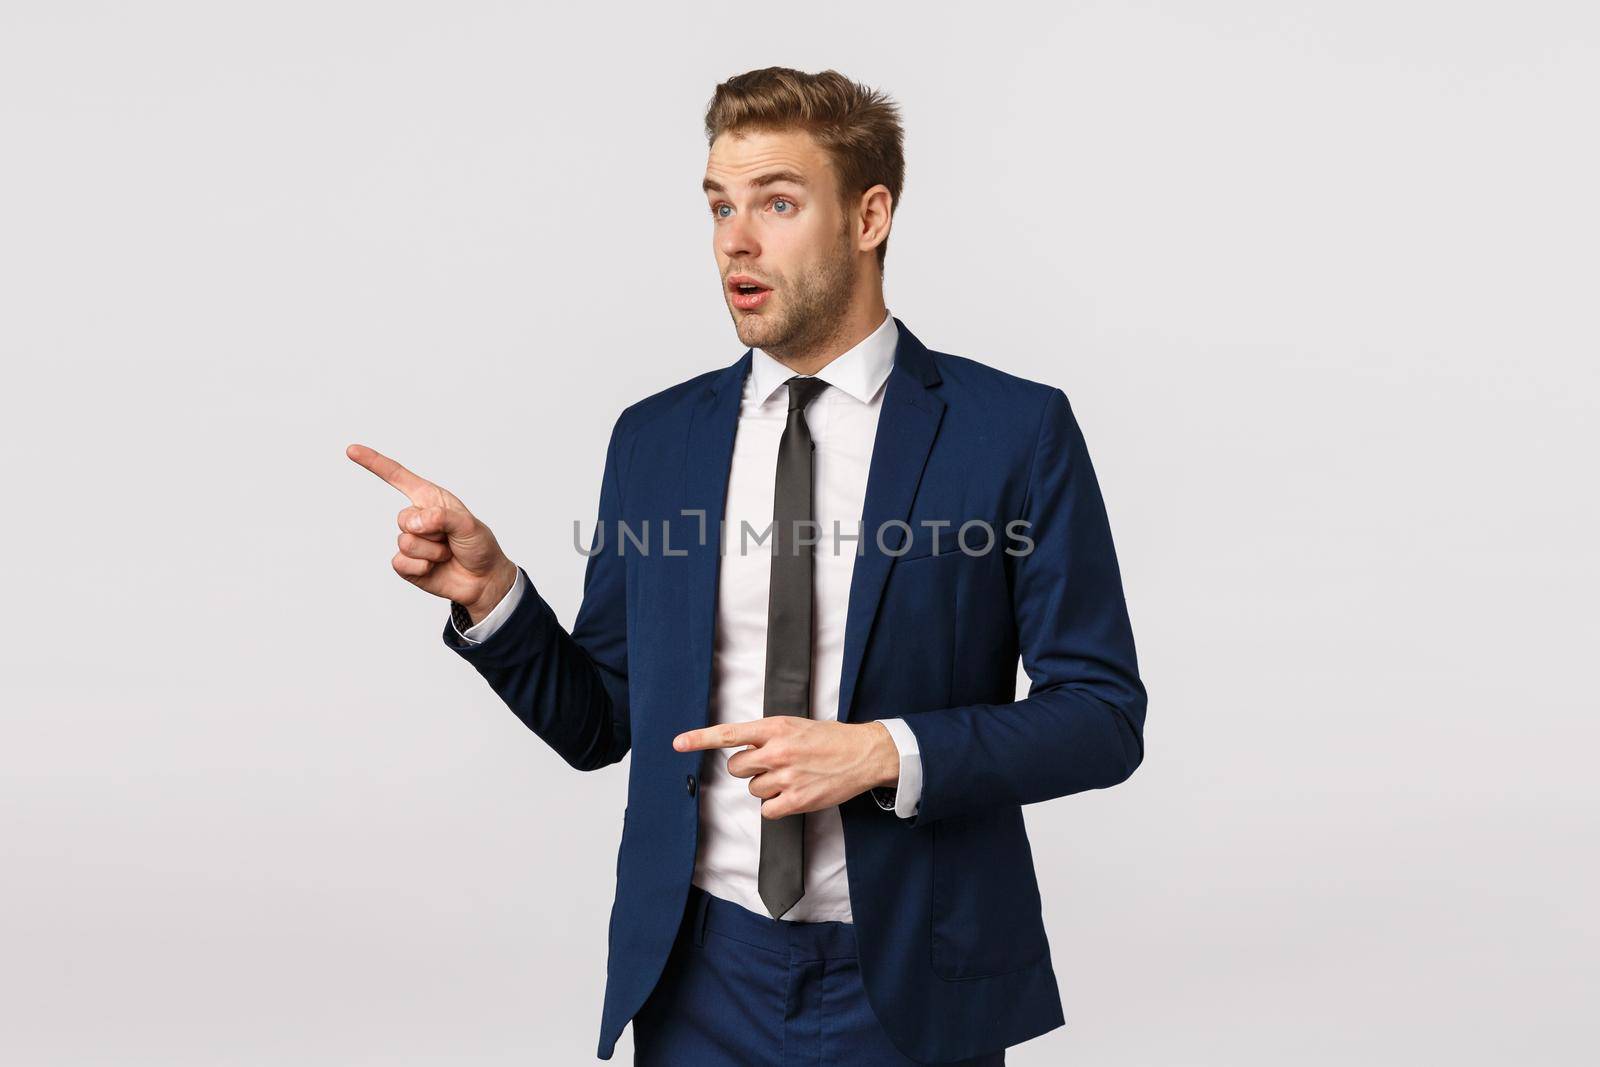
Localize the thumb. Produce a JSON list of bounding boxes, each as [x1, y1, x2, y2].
[[406, 506, 476, 540]]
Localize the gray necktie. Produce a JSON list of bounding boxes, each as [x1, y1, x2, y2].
[[758, 374, 829, 920]]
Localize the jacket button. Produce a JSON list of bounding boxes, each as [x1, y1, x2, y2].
[[686, 773, 697, 797]]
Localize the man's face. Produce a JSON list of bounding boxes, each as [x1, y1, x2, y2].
[[703, 128, 857, 354]]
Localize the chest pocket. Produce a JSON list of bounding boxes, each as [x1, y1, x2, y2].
[[885, 524, 961, 563]]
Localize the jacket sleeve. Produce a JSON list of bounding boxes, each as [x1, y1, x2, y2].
[[896, 387, 1146, 826], [440, 413, 633, 772]]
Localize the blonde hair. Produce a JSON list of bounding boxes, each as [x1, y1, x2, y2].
[[704, 67, 905, 272]]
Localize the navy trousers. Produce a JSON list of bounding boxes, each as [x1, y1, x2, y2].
[[631, 884, 1007, 1066]]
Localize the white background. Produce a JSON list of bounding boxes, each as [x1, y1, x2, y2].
[[2, 2, 1596, 1063]]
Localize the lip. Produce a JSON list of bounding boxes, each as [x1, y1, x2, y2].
[[727, 273, 774, 311]]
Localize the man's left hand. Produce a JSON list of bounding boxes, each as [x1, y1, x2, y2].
[[672, 718, 899, 819]]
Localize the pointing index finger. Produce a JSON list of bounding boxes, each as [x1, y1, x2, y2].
[[346, 443, 434, 503], [673, 720, 774, 752]]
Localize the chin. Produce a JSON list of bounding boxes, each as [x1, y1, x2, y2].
[[734, 313, 775, 345]]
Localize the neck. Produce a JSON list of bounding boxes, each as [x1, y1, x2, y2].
[[766, 292, 888, 376]]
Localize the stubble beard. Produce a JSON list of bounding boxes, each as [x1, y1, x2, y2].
[[729, 224, 858, 361]]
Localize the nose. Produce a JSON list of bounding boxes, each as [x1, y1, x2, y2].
[[717, 211, 759, 261]]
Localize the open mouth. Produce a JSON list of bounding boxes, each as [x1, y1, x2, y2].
[[729, 276, 773, 310]]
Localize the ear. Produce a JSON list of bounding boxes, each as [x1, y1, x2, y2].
[[856, 183, 893, 256]]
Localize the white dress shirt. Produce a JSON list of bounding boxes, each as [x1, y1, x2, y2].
[[455, 308, 922, 922]]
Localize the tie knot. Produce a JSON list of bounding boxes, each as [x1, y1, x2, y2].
[[786, 375, 829, 412]]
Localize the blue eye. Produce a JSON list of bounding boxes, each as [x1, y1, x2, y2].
[[773, 198, 792, 213], [713, 204, 731, 218]]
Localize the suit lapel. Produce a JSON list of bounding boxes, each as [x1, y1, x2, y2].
[[681, 349, 751, 731], [677, 319, 946, 732], [838, 319, 945, 724]]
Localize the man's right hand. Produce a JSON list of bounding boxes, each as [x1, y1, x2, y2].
[[346, 443, 519, 625]]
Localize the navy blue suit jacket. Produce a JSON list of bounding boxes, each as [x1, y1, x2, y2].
[[442, 318, 1147, 1062]]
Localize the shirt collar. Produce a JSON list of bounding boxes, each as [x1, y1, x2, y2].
[[749, 308, 897, 407]]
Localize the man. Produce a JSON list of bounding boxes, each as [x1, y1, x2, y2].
[[348, 67, 1145, 1065]]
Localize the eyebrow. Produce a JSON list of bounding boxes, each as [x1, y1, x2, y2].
[[701, 169, 809, 195]]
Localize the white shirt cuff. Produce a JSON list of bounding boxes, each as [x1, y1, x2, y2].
[[453, 566, 527, 644], [871, 717, 922, 819]]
